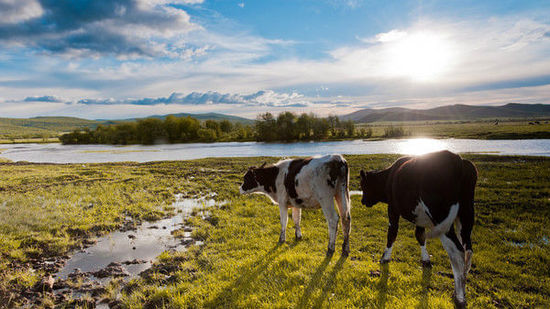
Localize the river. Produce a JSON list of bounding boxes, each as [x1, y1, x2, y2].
[[1, 138, 549, 163]]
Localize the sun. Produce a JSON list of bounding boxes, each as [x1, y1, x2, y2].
[[385, 31, 454, 81]]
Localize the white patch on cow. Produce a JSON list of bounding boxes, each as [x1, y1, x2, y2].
[[426, 203, 459, 238], [440, 234, 466, 304], [465, 249, 473, 275], [413, 199, 434, 228], [455, 217, 463, 244], [420, 245, 430, 262], [381, 246, 393, 261], [289, 155, 340, 209]]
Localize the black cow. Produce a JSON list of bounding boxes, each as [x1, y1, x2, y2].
[[360, 150, 477, 307]]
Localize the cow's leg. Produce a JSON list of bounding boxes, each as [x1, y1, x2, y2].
[[415, 226, 431, 267], [458, 204, 474, 276], [320, 198, 339, 256], [440, 226, 467, 308], [292, 207, 302, 240], [278, 203, 289, 244], [381, 211, 399, 263], [335, 189, 351, 257]]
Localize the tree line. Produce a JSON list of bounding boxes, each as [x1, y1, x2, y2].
[[59, 112, 372, 145]]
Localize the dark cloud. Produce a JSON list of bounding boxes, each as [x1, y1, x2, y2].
[[74, 90, 311, 107], [0, 0, 197, 57], [23, 95, 63, 102]]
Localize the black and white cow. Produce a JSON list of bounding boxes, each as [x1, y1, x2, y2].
[[360, 150, 477, 307], [240, 155, 351, 256]]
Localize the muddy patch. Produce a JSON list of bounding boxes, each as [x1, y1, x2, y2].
[[40, 194, 225, 307]]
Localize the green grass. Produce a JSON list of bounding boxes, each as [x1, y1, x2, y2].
[[358, 120, 550, 139], [0, 155, 549, 308]]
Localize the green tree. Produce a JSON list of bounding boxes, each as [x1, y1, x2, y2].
[[220, 120, 233, 133], [276, 112, 298, 141], [255, 112, 277, 142], [343, 120, 355, 137]]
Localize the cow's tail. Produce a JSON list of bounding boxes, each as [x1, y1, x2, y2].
[[458, 159, 477, 275], [338, 158, 350, 217], [332, 155, 351, 255]]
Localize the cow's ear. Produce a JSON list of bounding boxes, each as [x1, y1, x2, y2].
[[360, 170, 366, 179], [260, 162, 267, 168]]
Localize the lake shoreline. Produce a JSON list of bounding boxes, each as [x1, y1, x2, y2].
[[1, 138, 549, 163]]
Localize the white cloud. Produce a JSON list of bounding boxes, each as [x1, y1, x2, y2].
[[0, 1, 202, 58], [0, 0, 43, 24]]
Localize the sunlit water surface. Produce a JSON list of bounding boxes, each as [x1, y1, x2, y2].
[[1, 138, 549, 163]]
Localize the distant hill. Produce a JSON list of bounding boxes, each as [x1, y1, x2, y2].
[[0, 113, 253, 139], [0, 116, 101, 138], [341, 103, 550, 123]]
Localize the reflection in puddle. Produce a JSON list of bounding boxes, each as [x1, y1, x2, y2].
[[54, 194, 225, 303], [58, 195, 221, 279]]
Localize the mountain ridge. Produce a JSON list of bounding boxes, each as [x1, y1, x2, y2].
[[341, 103, 550, 123]]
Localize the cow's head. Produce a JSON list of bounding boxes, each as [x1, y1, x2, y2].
[[240, 162, 267, 194], [240, 167, 260, 194], [359, 170, 385, 207]]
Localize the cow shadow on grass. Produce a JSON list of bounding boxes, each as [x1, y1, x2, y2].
[[296, 254, 347, 309], [376, 263, 390, 308], [206, 243, 284, 307], [311, 255, 347, 308], [416, 265, 433, 309], [296, 255, 333, 309]]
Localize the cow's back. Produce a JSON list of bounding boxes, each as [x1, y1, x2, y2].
[[287, 155, 348, 208], [390, 151, 466, 223]]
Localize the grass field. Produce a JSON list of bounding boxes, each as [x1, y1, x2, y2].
[[0, 155, 549, 308], [358, 120, 550, 139]]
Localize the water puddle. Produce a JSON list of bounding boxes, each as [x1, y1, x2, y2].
[[52, 194, 224, 305]]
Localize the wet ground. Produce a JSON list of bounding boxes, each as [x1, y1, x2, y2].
[[24, 194, 225, 307]]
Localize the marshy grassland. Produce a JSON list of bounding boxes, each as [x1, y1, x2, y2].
[[0, 154, 549, 308], [358, 120, 550, 139]]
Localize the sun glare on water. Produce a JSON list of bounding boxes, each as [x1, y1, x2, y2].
[[398, 138, 448, 155], [386, 31, 454, 81]]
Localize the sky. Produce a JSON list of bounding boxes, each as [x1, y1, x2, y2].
[[0, 0, 549, 119]]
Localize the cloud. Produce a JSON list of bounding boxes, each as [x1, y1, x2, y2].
[[0, 0, 43, 24], [23, 95, 63, 102], [0, 0, 200, 58], [1, 13, 550, 118], [74, 90, 311, 107]]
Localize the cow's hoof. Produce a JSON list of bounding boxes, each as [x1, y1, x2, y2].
[[341, 250, 349, 257], [295, 235, 303, 241], [453, 296, 467, 309], [278, 239, 285, 245], [380, 258, 391, 264], [421, 260, 432, 268], [326, 248, 335, 257]]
